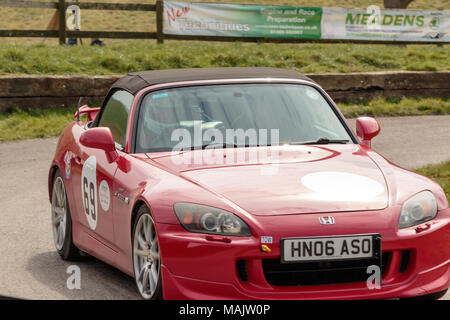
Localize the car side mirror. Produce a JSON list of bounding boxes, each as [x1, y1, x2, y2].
[[356, 117, 380, 149], [80, 127, 119, 163]]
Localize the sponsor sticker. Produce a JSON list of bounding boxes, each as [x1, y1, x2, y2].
[[64, 153, 72, 179], [152, 92, 169, 99], [99, 180, 111, 212], [261, 236, 273, 244]]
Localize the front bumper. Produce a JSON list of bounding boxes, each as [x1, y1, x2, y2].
[[157, 207, 450, 300]]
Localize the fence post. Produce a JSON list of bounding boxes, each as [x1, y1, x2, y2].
[[58, 0, 66, 45], [156, 0, 164, 44]]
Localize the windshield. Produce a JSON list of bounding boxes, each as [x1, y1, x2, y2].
[[136, 83, 353, 153]]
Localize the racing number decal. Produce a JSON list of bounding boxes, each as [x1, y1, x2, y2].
[[81, 156, 98, 230], [83, 177, 96, 219]]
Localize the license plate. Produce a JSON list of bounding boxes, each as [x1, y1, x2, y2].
[[281, 234, 380, 263]]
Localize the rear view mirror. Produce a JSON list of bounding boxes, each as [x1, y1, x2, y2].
[[356, 117, 380, 149], [80, 127, 118, 163]]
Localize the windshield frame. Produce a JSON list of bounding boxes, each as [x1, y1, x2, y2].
[[130, 79, 358, 154]]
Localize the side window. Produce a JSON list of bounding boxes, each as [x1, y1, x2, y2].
[[98, 90, 134, 148]]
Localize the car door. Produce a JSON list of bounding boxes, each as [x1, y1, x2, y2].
[[71, 90, 134, 250]]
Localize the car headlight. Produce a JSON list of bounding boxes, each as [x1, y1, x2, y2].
[[174, 203, 251, 236], [398, 191, 437, 229]]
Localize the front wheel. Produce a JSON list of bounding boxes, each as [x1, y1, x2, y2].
[[132, 206, 163, 300], [51, 170, 81, 260]]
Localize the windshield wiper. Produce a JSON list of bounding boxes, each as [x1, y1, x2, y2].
[[288, 137, 350, 145], [182, 142, 273, 150], [178, 142, 238, 150], [201, 142, 238, 149]]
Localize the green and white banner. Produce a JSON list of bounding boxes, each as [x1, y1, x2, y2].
[[163, 1, 449, 42], [163, 2, 322, 39], [322, 7, 449, 42]]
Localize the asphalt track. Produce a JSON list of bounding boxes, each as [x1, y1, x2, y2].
[[0, 115, 449, 300]]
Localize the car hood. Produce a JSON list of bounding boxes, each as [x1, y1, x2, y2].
[[146, 145, 388, 216]]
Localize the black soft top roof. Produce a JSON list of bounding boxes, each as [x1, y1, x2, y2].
[[111, 67, 315, 94]]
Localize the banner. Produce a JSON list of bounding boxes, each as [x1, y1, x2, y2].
[[163, 2, 322, 39], [163, 1, 450, 42], [322, 8, 449, 42]]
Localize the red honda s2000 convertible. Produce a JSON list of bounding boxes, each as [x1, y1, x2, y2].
[[48, 68, 450, 300]]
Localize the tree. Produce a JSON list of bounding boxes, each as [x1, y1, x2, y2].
[[383, 0, 414, 9]]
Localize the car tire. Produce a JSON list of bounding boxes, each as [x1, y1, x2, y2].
[[132, 205, 163, 300], [51, 169, 81, 261]]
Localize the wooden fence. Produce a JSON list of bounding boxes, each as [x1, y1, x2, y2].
[[0, 0, 448, 45], [0, 0, 164, 44]]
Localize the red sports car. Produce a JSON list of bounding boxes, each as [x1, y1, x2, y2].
[[48, 68, 450, 300]]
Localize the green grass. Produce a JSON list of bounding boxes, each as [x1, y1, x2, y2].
[[0, 0, 448, 73], [0, 42, 448, 75], [0, 107, 75, 141], [416, 162, 450, 203], [339, 97, 450, 118], [0, 97, 449, 142]]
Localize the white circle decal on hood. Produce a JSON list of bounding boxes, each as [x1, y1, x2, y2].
[[301, 171, 385, 202]]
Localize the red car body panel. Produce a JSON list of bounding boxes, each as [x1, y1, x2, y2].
[[158, 208, 450, 299], [48, 76, 450, 299], [148, 145, 389, 215]]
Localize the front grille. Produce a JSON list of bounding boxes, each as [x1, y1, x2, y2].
[[262, 253, 390, 286]]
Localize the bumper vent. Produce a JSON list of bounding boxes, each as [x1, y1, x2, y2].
[[398, 250, 410, 273], [236, 260, 248, 282], [262, 253, 390, 287]]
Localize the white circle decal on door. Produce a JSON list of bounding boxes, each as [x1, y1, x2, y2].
[[99, 180, 111, 212], [81, 155, 98, 230]]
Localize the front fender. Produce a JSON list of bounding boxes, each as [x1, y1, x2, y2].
[[367, 150, 448, 210]]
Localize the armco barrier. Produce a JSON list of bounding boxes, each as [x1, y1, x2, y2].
[[0, 71, 449, 112]]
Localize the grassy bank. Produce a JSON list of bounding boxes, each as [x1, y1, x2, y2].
[[0, 107, 75, 141], [0, 42, 449, 75], [416, 162, 450, 203], [339, 97, 450, 118], [0, 97, 449, 142]]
